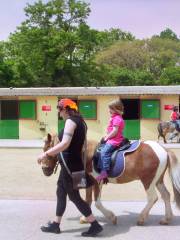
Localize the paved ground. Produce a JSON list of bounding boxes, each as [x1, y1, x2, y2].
[[0, 139, 179, 149], [0, 140, 180, 239], [0, 148, 149, 201], [0, 139, 43, 148], [0, 200, 180, 240], [0, 140, 179, 201]]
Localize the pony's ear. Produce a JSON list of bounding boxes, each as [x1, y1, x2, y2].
[[47, 133, 52, 142]]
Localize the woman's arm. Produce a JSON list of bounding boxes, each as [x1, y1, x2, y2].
[[37, 119, 76, 163]]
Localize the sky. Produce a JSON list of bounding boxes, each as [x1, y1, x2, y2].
[[0, 0, 180, 41]]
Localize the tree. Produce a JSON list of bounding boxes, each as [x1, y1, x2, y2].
[[4, 0, 136, 87], [2, 1, 179, 87], [0, 41, 14, 87], [159, 67, 180, 85], [95, 28, 135, 49], [159, 28, 179, 41], [95, 37, 180, 85], [6, 0, 96, 87]]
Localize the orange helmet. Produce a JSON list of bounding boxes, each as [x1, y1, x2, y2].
[[58, 98, 78, 111]]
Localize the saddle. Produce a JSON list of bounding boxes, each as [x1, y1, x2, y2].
[[93, 138, 131, 174]]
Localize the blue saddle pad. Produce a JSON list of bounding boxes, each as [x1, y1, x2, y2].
[[108, 140, 141, 178]]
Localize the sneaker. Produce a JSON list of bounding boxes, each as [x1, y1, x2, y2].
[[81, 221, 103, 237], [96, 170, 108, 181], [40, 221, 60, 234]]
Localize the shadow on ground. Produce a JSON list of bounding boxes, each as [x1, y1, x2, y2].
[[66, 211, 180, 238]]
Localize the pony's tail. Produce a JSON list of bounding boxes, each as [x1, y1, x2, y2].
[[167, 150, 180, 209]]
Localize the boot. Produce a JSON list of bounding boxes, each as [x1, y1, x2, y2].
[[96, 170, 108, 181], [40, 221, 60, 234], [81, 220, 103, 237]]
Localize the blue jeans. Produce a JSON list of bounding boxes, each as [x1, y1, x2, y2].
[[172, 120, 180, 131], [101, 143, 117, 171]]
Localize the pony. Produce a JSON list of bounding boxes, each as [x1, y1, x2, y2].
[[157, 121, 180, 143], [41, 133, 180, 226]]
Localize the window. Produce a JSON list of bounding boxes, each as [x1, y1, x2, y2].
[[19, 100, 36, 119], [78, 100, 97, 119], [141, 99, 160, 119]]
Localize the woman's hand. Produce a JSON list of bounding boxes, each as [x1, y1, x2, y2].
[[37, 152, 46, 165]]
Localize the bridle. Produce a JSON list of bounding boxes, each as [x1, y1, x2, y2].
[[41, 135, 59, 176], [41, 154, 59, 176]]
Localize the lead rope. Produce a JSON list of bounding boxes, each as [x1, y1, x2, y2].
[[82, 121, 87, 170], [53, 160, 59, 174]]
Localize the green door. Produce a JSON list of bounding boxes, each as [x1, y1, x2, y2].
[[0, 120, 19, 139], [121, 99, 140, 140], [58, 119, 65, 133], [0, 100, 19, 139], [123, 120, 140, 140]]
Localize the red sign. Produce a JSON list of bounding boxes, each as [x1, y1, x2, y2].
[[164, 105, 174, 110], [42, 105, 51, 111]]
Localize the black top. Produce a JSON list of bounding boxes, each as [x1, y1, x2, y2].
[[58, 116, 86, 172]]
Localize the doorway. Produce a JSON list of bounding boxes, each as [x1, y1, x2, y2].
[[0, 100, 19, 139], [121, 99, 140, 140]]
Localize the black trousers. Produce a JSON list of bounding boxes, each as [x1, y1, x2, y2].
[[56, 167, 92, 217]]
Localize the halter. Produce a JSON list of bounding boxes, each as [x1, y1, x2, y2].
[[42, 134, 59, 176]]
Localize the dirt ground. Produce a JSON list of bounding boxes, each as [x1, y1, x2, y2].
[[0, 148, 179, 201]]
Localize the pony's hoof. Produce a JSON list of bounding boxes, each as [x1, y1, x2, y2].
[[137, 220, 145, 226], [109, 212, 117, 225], [159, 218, 170, 225], [112, 216, 117, 225], [80, 216, 88, 224]]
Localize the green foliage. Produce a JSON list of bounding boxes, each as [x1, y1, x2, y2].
[[155, 28, 179, 41], [94, 28, 135, 50], [0, 42, 14, 87], [0, 0, 179, 87], [95, 37, 180, 85], [159, 67, 180, 85], [2, 0, 93, 87], [109, 67, 154, 86]]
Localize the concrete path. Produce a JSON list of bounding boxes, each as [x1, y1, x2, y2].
[[0, 200, 180, 240], [0, 139, 179, 149], [0, 139, 43, 148]]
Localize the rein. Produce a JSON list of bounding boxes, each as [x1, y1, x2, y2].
[[53, 158, 59, 174], [45, 153, 59, 173]]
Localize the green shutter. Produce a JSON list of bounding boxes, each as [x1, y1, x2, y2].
[[141, 100, 160, 119], [58, 120, 65, 132], [123, 120, 140, 140], [79, 100, 97, 119], [19, 101, 36, 119], [0, 120, 19, 139]]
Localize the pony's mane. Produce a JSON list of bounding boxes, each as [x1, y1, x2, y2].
[[86, 139, 98, 160]]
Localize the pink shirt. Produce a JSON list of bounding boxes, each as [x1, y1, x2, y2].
[[106, 113, 124, 146], [171, 112, 179, 121]]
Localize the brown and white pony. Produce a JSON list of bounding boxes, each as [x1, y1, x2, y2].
[[41, 133, 180, 226]]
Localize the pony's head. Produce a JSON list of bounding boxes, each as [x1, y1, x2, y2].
[[41, 133, 59, 176]]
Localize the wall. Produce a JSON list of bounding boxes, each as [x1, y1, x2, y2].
[[18, 94, 179, 141], [19, 96, 58, 139], [160, 95, 179, 121], [79, 95, 119, 141], [140, 95, 179, 141]]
